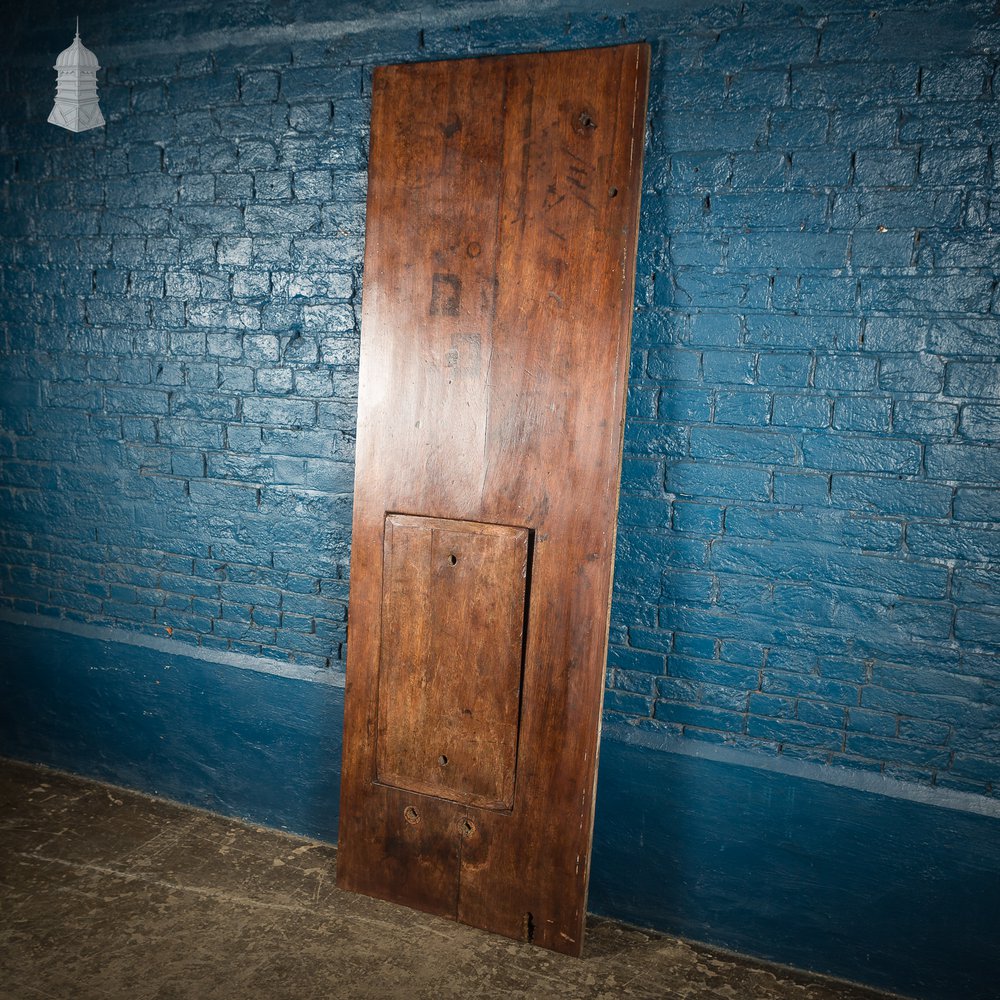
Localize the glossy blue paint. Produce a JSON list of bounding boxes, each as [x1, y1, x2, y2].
[[0, 617, 343, 840], [2, 0, 1000, 996], [591, 735, 1000, 1000]]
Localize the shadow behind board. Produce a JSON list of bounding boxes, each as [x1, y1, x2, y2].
[[337, 43, 650, 956]]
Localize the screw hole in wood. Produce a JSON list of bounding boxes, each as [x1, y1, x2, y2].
[[403, 805, 420, 825], [449, 553, 457, 565], [438, 754, 448, 766]]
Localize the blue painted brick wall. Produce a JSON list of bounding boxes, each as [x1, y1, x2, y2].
[[1, 0, 998, 797]]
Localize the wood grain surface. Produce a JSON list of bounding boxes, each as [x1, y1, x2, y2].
[[337, 43, 650, 955]]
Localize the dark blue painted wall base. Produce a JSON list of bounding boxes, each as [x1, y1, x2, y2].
[[0, 615, 343, 840], [3, 615, 998, 1000], [591, 729, 1000, 1000]]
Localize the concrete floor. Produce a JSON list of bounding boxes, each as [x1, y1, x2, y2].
[[0, 757, 906, 1000]]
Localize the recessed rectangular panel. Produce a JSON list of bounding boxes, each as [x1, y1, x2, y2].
[[338, 43, 650, 955], [376, 514, 529, 810]]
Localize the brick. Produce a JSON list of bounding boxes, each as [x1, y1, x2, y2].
[[787, 149, 852, 189], [850, 230, 915, 269], [171, 206, 244, 235], [288, 268, 357, 304], [319, 337, 360, 367], [657, 389, 713, 423], [846, 735, 950, 769], [833, 190, 962, 230], [792, 62, 916, 104], [660, 568, 715, 607], [243, 335, 281, 364], [925, 444, 1000, 485], [772, 394, 831, 429], [608, 645, 666, 675], [797, 700, 846, 729], [672, 503, 723, 535], [645, 346, 702, 384], [919, 146, 990, 186], [906, 523, 1000, 562], [725, 507, 899, 549], [830, 474, 952, 518], [690, 426, 798, 465], [612, 670, 656, 696], [702, 350, 756, 385], [712, 538, 947, 598], [294, 170, 334, 201], [104, 387, 170, 416], [668, 153, 731, 191], [245, 204, 321, 234], [946, 362, 1000, 401], [654, 701, 745, 732], [829, 108, 900, 147], [756, 354, 811, 388], [879, 354, 945, 395], [709, 192, 828, 229], [604, 688, 653, 716], [729, 152, 787, 191], [241, 396, 318, 431], [853, 150, 918, 188], [746, 315, 859, 350], [862, 275, 994, 315], [664, 112, 768, 151], [750, 692, 796, 719], [188, 303, 261, 332], [713, 391, 770, 426], [768, 109, 829, 148], [953, 490, 997, 523], [748, 716, 843, 750], [170, 391, 238, 421], [762, 670, 858, 707], [814, 355, 878, 392], [667, 655, 759, 689], [802, 433, 920, 475], [898, 102, 998, 146], [832, 397, 891, 433], [668, 234, 725, 269], [892, 401, 957, 437], [773, 471, 830, 505], [618, 495, 671, 528], [848, 707, 897, 737], [240, 70, 280, 103], [621, 458, 663, 495], [160, 419, 224, 450], [897, 718, 951, 745], [960, 405, 1000, 443], [305, 304, 355, 334], [861, 317, 926, 353], [665, 461, 771, 502]]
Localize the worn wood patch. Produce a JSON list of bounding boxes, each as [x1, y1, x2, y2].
[[337, 43, 650, 955]]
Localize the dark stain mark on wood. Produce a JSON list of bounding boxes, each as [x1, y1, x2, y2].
[[430, 273, 462, 316], [439, 112, 462, 139], [572, 107, 597, 135]]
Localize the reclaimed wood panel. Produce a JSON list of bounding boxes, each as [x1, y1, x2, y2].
[[337, 43, 650, 955]]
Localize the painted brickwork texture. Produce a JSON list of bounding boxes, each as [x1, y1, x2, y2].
[[0, 1, 998, 795]]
